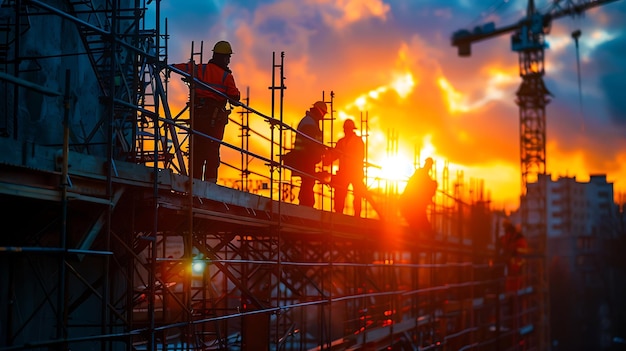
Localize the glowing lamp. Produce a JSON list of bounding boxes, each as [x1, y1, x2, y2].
[[192, 260, 206, 274]]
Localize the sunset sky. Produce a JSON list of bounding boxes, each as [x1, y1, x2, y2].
[[151, 0, 626, 211]]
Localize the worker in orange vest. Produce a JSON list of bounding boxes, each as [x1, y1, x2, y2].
[[173, 40, 241, 183]]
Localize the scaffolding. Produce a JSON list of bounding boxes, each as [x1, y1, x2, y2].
[[0, 1, 545, 350]]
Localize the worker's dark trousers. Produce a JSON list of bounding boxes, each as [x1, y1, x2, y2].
[[190, 104, 227, 183], [331, 171, 365, 216], [297, 162, 317, 207]]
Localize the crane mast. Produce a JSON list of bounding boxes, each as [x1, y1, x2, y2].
[[451, 1, 621, 350]]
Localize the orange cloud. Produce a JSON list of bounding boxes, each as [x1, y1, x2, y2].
[[316, 0, 391, 29], [163, 1, 626, 209]]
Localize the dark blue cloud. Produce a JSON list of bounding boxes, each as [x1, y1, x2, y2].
[[596, 44, 626, 125]]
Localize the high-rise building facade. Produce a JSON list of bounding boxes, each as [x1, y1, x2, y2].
[[537, 174, 622, 350]]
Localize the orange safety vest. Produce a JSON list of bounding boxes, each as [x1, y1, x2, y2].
[[173, 62, 240, 103]]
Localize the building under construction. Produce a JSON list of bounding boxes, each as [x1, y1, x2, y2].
[[0, 1, 549, 350]]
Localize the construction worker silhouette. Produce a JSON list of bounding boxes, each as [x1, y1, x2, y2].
[[399, 157, 437, 233], [325, 119, 367, 217], [288, 101, 327, 207], [500, 218, 528, 291], [174, 40, 240, 183]]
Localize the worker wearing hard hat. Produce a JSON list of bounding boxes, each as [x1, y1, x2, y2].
[[324, 119, 367, 216], [173, 40, 241, 183], [399, 157, 437, 234], [286, 101, 328, 207]]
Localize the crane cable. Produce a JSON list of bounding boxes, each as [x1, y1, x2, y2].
[[572, 29, 586, 132]]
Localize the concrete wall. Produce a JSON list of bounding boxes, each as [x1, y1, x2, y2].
[[1, 0, 138, 158]]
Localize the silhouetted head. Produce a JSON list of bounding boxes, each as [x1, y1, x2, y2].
[[343, 119, 357, 132], [310, 101, 327, 120], [424, 157, 433, 169]]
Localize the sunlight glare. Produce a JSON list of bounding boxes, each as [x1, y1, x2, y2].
[[420, 136, 436, 160], [439, 68, 516, 114], [355, 96, 367, 109], [368, 88, 386, 99], [377, 154, 414, 181], [484, 70, 515, 101], [349, 86, 388, 111], [391, 72, 415, 98], [438, 77, 469, 114]]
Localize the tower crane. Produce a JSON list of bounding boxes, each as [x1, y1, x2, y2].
[[452, 1, 621, 349], [452, 0, 620, 225], [452, 0, 620, 226]]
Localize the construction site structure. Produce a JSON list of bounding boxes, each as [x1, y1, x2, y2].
[[2, 1, 544, 350]]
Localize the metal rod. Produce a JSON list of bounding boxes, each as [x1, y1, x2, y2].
[[0, 71, 61, 96]]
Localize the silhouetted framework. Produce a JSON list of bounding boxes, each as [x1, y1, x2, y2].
[[2, 156, 532, 350], [1, 1, 543, 350]]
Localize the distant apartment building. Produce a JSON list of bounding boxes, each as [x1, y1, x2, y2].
[[532, 173, 623, 350], [544, 174, 618, 266]]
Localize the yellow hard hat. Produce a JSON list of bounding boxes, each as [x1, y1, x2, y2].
[[213, 40, 233, 54], [313, 101, 327, 116]]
